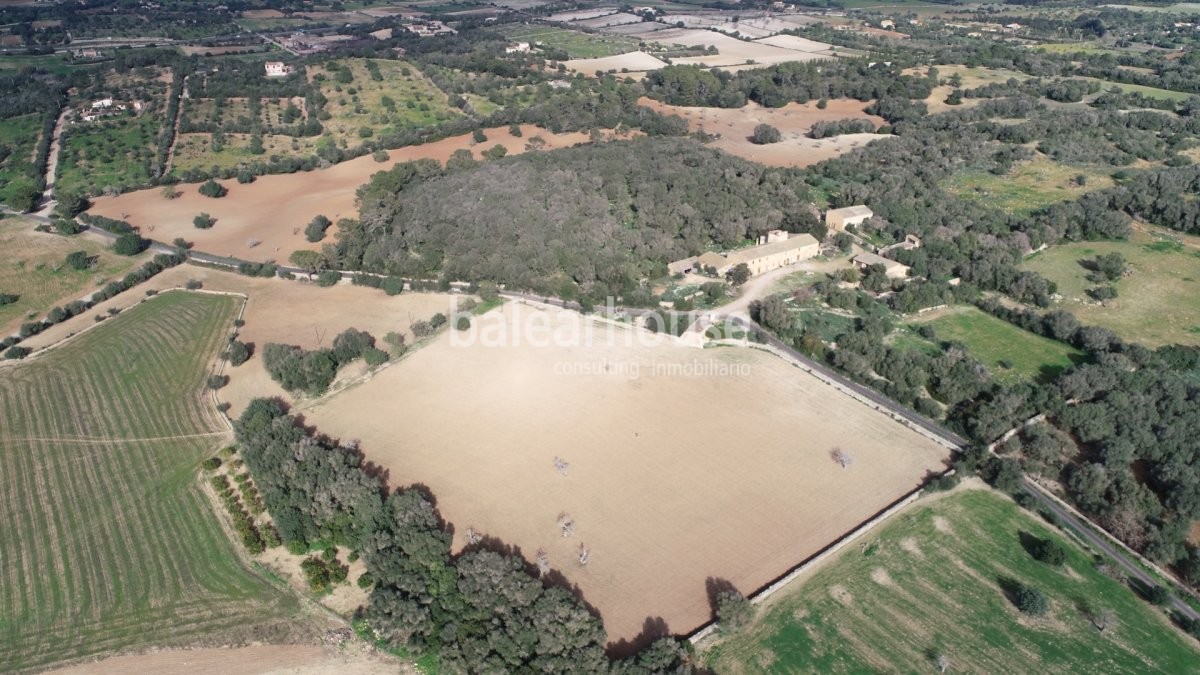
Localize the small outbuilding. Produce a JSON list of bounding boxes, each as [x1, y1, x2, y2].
[[825, 205, 873, 232], [852, 252, 910, 279]]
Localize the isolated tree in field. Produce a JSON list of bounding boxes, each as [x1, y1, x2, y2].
[[64, 250, 92, 271], [1013, 583, 1048, 615], [226, 339, 251, 366], [578, 543, 590, 566], [751, 123, 781, 145], [198, 179, 227, 198], [1089, 607, 1116, 634], [383, 331, 407, 355], [305, 214, 331, 242], [0, 293, 17, 306], [1031, 538, 1066, 566], [726, 262, 751, 286], [193, 212, 216, 229], [1093, 252, 1127, 281], [715, 590, 753, 634], [832, 447, 853, 469], [206, 374, 227, 390], [934, 652, 951, 673], [482, 144, 507, 161]]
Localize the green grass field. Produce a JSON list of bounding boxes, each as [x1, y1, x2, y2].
[[500, 25, 640, 58], [313, 58, 464, 146], [0, 114, 43, 210], [1085, 78, 1192, 102], [1021, 231, 1200, 347], [908, 305, 1085, 382], [0, 217, 143, 335], [56, 113, 163, 195], [0, 291, 307, 672], [944, 157, 1115, 214], [703, 487, 1200, 673]]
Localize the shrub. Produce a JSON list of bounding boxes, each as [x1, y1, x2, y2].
[[206, 374, 228, 390], [363, 346, 388, 366], [751, 123, 781, 145], [381, 276, 405, 295], [0, 293, 18, 306], [193, 213, 216, 229], [112, 233, 149, 256], [1032, 538, 1066, 566], [455, 316, 471, 331], [286, 540, 308, 555], [304, 215, 332, 243], [198, 179, 227, 198], [716, 590, 754, 634], [4, 345, 31, 360], [65, 250, 92, 270], [1014, 583, 1049, 615], [357, 573, 374, 589], [316, 270, 341, 287], [227, 340, 251, 366], [1144, 585, 1172, 606], [202, 456, 222, 471], [186, 279, 203, 290]]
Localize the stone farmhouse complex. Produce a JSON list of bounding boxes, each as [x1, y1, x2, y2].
[[825, 204, 873, 231], [852, 252, 910, 279], [669, 230, 820, 277]]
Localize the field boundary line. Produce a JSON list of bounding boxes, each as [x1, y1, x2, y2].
[[688, 487, 926, 645], [1, 431, 227, 444], [712, 338, 961, 452], [206, 290, 250, 432], [1, 288, 245, 369]]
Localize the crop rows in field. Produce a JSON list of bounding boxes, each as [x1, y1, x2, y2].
[[0, 291, 304, 672]]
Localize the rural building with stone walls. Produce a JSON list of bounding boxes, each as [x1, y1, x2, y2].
[[852, 251, 910, 279], [825, 205, 873, 232], [669, 231, 820, 277]]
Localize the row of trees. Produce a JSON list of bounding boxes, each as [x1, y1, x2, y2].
[[234, 399, 690, 672]]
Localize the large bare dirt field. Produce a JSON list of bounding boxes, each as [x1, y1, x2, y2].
[[87, 124, 615, 263], [300, 303, 951, 643], [50, 644, 407, 675], [562, 50, 668, 75], [657, 28, 833, 68], [640, 97, 886, 167]]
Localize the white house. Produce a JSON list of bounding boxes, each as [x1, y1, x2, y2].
[[264, 61, 292, 77], [91, 98, 113, 109]]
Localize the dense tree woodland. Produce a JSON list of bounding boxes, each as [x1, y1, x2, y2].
[[342, 140, 808, 299], [235, 399, 689, 671]]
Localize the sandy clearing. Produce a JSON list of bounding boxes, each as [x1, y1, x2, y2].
[[87, 124, 618, 263], [562, 51, 668, 75], [754, 34, 836, 53], [49, 644, 407, 675], [639, 97, 886, 168], [301, 303, 951, 642], [652, 28, 833, 69]]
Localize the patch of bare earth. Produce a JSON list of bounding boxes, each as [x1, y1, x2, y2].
[[298, 303, 950, 642], [639, 97, 886, 167], [870, 567, 894, 586]]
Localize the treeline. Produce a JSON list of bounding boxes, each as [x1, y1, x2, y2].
[[644, 60, 935, 111], [1, 252, 185, 356], [341, 138, 810, 301], [234, 399, 689, 672], [809, 118, 877, 139]]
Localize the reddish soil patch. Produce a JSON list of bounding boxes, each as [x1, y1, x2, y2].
[[641, 97, 886, 167], [87, 125, 627, 263]]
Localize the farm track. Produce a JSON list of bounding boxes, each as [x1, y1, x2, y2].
[[0, 291, 304, 673]]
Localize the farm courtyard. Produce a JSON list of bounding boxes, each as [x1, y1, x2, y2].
[[299, 302, 952, 642]]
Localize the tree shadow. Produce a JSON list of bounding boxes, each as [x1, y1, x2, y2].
[[1017, 530, 1045, 560], [996, 575, 1022, 607], [604, 616, 671, 661], [705, 577, 741, 617]]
